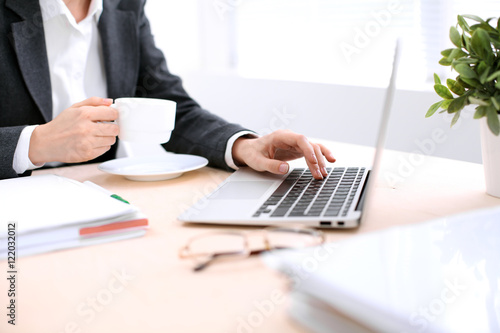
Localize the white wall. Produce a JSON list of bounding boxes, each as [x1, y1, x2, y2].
[[182, 74, 482, 164]]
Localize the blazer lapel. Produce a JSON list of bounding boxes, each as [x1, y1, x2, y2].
[[6, 0, 52, 122], [99, 0, 139, 99]]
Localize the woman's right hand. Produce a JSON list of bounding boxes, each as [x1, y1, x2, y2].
[[28, 97, 120, 165]]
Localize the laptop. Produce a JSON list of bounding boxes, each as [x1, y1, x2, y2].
[[178, 41, 400, 229]]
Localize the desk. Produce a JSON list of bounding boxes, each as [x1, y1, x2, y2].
[[1, 141, 499, 333]]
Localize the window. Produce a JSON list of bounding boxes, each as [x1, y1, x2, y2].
[[233, 0, 416, 88], [232, 0, 500, 89], [144, 0, 500, 90]]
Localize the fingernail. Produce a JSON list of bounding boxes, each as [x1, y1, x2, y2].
[[321, 167, 328, 176], [103, 98, 113, 104], [315, 167, 323, 179], [279, 163, 289, 174]]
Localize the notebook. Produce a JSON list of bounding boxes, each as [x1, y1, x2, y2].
[[178, 42, 400, 229], [0, 174, 148, 258]]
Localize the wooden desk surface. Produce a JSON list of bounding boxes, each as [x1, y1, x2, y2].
[[1, 142, 499, 333]]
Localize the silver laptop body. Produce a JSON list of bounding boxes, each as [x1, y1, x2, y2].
[[178, 42, 400, 229]]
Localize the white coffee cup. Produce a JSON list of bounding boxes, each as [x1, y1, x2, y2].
[[112, 98, 176, 143]]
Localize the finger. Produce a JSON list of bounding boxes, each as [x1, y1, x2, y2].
[[271, 132, 319, 166], [251, 154, 290, 175], [303, 145, 322, 180], [266, 132, 325, 178], [317, 143, 336, 163], [94, 122, 120, 137], [94, 135, 117, 148], [313, 144, 328, 179], [72, 97, 113, 108], [87, 106, 119, 122]]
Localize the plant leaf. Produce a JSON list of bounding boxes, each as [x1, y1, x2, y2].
[[474, 106, 488, 119], [448, 48, 468, 61], [453, 58, 478, 65], [463, 34, 472, 51], [494, 96, 500, 109], [491, 96, 500, 110], [434, 74, 441, 85], [457, 77, 473, 89], [448, 95, 467, 113], [441, 48, 454, 57], [469, 96, 490, 106], [476, 91, 493, 99], [479, 66, 491, 84], [460, 77, 483, 89], [434, 84, 454, 99], [426, 101, 444, 118], [439, 57, 453, 66], [486, 71, 500, 82], [442, 100, 453, 110], [488, 28, 500, 38], [486, 105, 500, 135], [486, 17, 495, 24], [450, 26, 462, 48], [471, 28, 492, 62], [451, 110, 461, 126], [447, 78, 465, 95], [458, 15, 471, 33], [477, 61, 488, 75], [462, 14, 485, 23], [454, 63, 478, 79], [470, 23, 496, 34]]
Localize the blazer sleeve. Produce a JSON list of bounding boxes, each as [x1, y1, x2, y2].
[[0, 126, 27, 179], [133, 2, 249, 171]]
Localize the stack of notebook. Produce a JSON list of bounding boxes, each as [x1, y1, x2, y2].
[[0, 174, 148, 258], [264, 206, 500, 333]]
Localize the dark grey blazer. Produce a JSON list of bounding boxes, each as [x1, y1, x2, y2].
[[0, 0, 247, 180]]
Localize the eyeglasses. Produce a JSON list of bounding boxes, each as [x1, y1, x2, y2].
[[179, 225, 326, 272]]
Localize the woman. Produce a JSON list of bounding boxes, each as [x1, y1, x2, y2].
[[0, 0, 335, 180]]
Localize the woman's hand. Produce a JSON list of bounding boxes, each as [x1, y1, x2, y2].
[[29, 97, 119, 165], [232, 129, 336, 180]]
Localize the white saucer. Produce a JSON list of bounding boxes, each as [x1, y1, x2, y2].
[[98, 154, 208, 181]]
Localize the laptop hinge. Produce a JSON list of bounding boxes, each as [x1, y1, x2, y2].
[[355, 170, 370, 211]]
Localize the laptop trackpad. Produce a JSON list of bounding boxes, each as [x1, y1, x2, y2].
[[211, 181, 275, 200]]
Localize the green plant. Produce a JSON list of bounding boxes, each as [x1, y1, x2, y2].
[[426, 15, 500, 135]]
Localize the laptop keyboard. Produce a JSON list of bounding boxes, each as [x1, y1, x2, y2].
[[253, 167, 366, 218]]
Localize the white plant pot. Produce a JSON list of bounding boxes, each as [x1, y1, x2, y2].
[[480, 117, 500, 198]]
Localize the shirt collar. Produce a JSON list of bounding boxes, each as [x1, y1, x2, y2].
[[39, 0, 103, 24], [87, 0, 104, 23]]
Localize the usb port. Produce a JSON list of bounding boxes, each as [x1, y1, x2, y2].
[[320, 221, 332, 226]]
